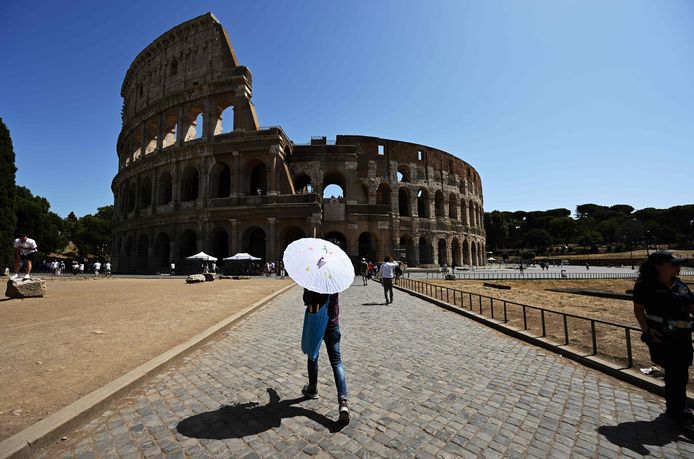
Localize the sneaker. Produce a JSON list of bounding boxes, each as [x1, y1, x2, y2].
[[338, 400, 350, 423], [10, 274, 19, 280], [23, 274, 31, 280], [302, 385, 319, 399]]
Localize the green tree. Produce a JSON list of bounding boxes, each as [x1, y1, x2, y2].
[[521, 229, 553, 253], [484, 211, 509, 251], [548, 216, 576, 243], [0, 118, 17, 269], [14, 186, 65, 255], [70, 205, 113, 258]]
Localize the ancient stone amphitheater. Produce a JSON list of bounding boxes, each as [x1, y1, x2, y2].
[[112, 13, 486, 273]]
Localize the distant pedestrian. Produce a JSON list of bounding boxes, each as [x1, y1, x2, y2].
[[59, 261, 65, 276], [105, 262, 112, 276], [586, 262, 590, 271], [79, 263, 85, 275], [170, 262, 175, 276], [633, 251, 694, 432], [12, 233, 38, 280], [301, 289, 350, 423], [360, 258, 368, 286], [94, 261, 101, 276], [378, 256, 397, 304]]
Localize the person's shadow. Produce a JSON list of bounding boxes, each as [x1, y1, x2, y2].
[[177, 388, 346, 439], [598, 414, 694, 455]]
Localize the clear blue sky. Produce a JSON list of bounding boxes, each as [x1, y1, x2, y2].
[[2, 0, 693, 217]]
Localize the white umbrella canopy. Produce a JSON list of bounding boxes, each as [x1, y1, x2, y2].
[[283, 238, 354, 294], [185, 251, 218, 262], [223, 252, 261, 261]]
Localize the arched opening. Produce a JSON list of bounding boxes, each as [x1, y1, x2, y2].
[[463, 239, 472, 265], [325, 231, 347, 250], [438, 239, 448, 266], [144, 119, 158, 155], [136, 234, 149, 258], [125, 235, 134, 256], [471, 241, 478, 266], [358, 232, 378, 261], [139, 178, 152, 209], [209, 163, 231, 198], [435, 190, 445, 218], [218, 105, 234, 134], [249, 163, 267, 196], [323, 172, 346, 200], [376, 183, 391, 206], [157, 172, 173, 205], [154, 232, 171, 270], [449, 193, 458, 220], [184, 110, 204, 142], [417, 189, 429, 218], [281, 226, 306, 255], [398, 235, 415, 265], [178, 229, 197, 259], [161, 111, 178, 148], [397, 165, 410, 183], [210, 228, 229, 260], [451, 238, 461, 267], [127, 184, 136, 213], [398, 187, 410, 216], [418, 237, 433, 265], [180, 167, 199, 201], [244, 227, 266, 260], [294, 173, 313, 194], [468, 201, 475, 226]]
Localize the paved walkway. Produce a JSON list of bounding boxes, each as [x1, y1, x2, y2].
[[40, 280, 693, 458]]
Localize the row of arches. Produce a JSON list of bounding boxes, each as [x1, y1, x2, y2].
[[116, 161, 271, 214], [395, 163, 482, 198], [120, 95, 247, 169]]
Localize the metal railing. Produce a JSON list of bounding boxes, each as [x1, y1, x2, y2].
[[394, 277, 692, 369], [430, 271, 641, 280]]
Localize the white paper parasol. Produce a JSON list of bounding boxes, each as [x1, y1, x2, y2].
[[283, 238, 354, 294]]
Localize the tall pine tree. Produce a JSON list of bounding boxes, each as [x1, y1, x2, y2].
[[0, 118, 18, 270]]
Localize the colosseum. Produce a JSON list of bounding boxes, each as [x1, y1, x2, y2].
[[112, 13, 486, 273]]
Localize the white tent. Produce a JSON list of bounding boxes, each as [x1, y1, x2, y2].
[[224, 252, 261, 261], [185, 252, 218, 262]]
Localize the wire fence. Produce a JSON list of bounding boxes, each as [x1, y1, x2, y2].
[[395, 277, 693, 371], [411, 269, 694, 281]]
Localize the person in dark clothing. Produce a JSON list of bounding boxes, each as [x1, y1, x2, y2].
[[301, 289, 350, 423], [633, 250, 694, 430]]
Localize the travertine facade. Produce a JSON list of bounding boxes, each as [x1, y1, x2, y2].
[[112, 13, 485, 273]]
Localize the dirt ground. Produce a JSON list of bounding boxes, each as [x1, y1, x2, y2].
[[545, 249, 694, 260], [0, 277, 293, 441]]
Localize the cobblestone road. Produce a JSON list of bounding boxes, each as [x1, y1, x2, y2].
[[40, 280, 694, 458]]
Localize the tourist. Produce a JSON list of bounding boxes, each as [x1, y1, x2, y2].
[[360, 258, 368, 286], [105, 261, 111, 276], [79, 263, 85, 275], [94, 260, 101, 276], [301, 288, 350, 423], [170, 262, 176, 275], [633, 250, 694, 431], [59, 260, 65, 276], [378, 256, 397, 304], [12, 233, 38, 280]]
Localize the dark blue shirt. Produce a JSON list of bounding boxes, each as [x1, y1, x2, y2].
[[633, 278, 694, 322]]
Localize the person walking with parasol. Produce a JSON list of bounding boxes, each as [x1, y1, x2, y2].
[[283, 238, 355, 423]]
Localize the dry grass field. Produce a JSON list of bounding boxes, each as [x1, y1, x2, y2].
[[545, 249, 694, 260], [0, 277, 293, 441]]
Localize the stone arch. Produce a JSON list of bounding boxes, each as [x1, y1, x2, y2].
[[376, 182, 391, 206], [294, 173, 313, 194], [139, 177, 152, 209], [210, 228, 229, 260], [154, 232, 171, 270], [358, 232, 378, 261], [325, 231, 347, 250], [322, 171, 347, 199], [125, 235, 134, 256], [178, 229, 197, 259], [157, 171, 173, 205], [136, 233, 149, 258], [243, 226, 266, 260], [247, 160, 268, 196], [180, 166, 199, 201], [417, 188, 429, 218], [161, 109, 178, 148], [397, 164, 410, 182], [438, 239, 447, 266], [398, 234, 415, 265], [451, 238, 461, 267], [209, 162, 231, 198], [448, 193, 458, 220], [144, 118, 158, 155], [183, 104, 204, 142], [281, 226, 306, 255], [126, 183, 136, 213], [470, 240, 478, 266], [468, 201, 475, 226], [398, 187, 411, 216], [418, 236, 433, 265], [435, 190, 445, 218]]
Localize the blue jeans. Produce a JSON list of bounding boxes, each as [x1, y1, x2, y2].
[[307, 326, 348, 401]]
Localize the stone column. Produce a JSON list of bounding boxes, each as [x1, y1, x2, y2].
[[346, 223, 358, 259], [230, 219, 239, 254], [345, 161, 358, 205], [151, 170, 158, 214], [232, 151, 241, 197], [268, 146, 279, 196], [156, 112, 164, 151], [140, 123, 147, 158], [175, 106, 185, 145], [267, 218, 277, 261]]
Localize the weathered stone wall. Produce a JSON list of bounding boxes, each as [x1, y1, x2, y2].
[[111, 13, 486, 273]]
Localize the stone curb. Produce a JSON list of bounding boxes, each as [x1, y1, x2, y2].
[[393, 282, 694, 403], [0, 282, 297, 459]]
